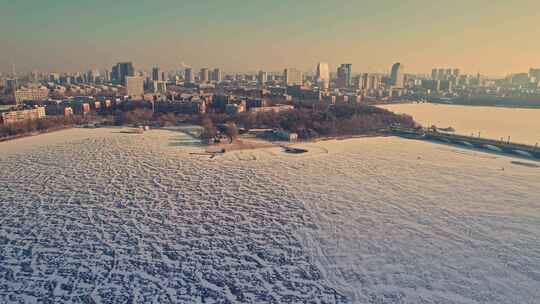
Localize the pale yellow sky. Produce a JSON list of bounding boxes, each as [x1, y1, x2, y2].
[[2, 0, 540, 76]]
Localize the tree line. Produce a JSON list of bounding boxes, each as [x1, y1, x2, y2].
[[0, 115, 100, 139], [0, 103, 415, 141]]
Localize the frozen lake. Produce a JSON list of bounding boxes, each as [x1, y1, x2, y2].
[[1, 127, 539, 303], [381, 103, 540, 145]]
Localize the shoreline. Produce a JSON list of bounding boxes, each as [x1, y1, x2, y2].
[[203, 132, 388, 154], [0, 125, 73, 143], [428, 101, 540, 110], [377, 101, 540, 110]]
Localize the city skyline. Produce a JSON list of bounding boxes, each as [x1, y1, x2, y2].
[[2, 1, 540, 76]]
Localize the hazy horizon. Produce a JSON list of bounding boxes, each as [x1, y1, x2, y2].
[[2, 0, 540, 76]]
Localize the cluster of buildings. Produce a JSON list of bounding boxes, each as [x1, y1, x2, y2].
[[419, 67, 540, 105], [153, 89, 294, 117], [505, 68, 540, 86], [0, 95, 118, 125], [0, 106, 46, 125], [2, 60, 540, 126], [13, 84, 49, 104]]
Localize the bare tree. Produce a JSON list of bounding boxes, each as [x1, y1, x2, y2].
[[200, 118, 217, 143], [224, 122, 238, 143]]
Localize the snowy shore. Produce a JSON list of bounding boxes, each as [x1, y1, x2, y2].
[[1, 127, 539, 303]]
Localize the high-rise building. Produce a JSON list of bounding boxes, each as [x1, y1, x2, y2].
[[440, 80, 453, 92], [529, 68, 540, 81], [112, 65, 119, 83], [390, 62, 405, 88], [437, 68, 446, 80], [511, 73, 530, 85], [212, 68, 222, 83], [316, 62, 330, 89], [284, 68, 303, 86], [152, 66, 160, 82], [185, 68, 194, 83], [86, 70, 99, 83], [336, 64, 352, 88], [366, 74, 380, 90], [112, 62, 134, 85], [152, 81, 167, 94], [200, 68, 209, 83], [357, 73, 381, 91], [4, 78, 18, 93], [457, 74, 470, 86], [258, 70, 267, 85], [445, 69, 453, 78], [422, 79, 441, 92], [433, 68, 460, 80], [126, 76, 144, 99], [357, 74, 365, 90], [120, 62, 135, 85], [431, 69, 438, 80]]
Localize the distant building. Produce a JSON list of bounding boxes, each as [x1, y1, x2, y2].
[[1, 106, 46, 124], [258, 70, 268, 86], [14, 86, 49, 104], [225, 102, 246, 115], [287, 85, 322, 101], [421, 79, 441, 92], [152, 81, 167, 94], [112, 62, 135, 85], [357, 74, 366, 89], [437, 68, 446, 80], [511, 73, 530, 85], [44, 100, 74, 116], [185, 68, 194, 83], [246, 98, 268, 109], [431, 69, 438, 80], [212, 68, 222, 83], [336, 95, 349, 104], [284, 68, 303, 86], [211, 94, 234, 112], [4, 78, 17, 95], [390, 62, 405, 88], [365, 74, 381, 91], [156, 99, 206, 114], [457, 74, 470, 86], [200, 68, 209, 83], [316, 62, 330, 89], [63, 98, 94, 115], [126, 76, 144, 99], [152, 66, 160, 82], [324, 95, 336, 104], [336, 64, 352, 88], [439, 80, 453, 92], [249, 104, 294, 114], [432, 67, 461, 81], [529, 68, 540, 81], [86, 70, 99, 83]]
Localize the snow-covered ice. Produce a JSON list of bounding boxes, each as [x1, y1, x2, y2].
[[1, 127, 539, 303]]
